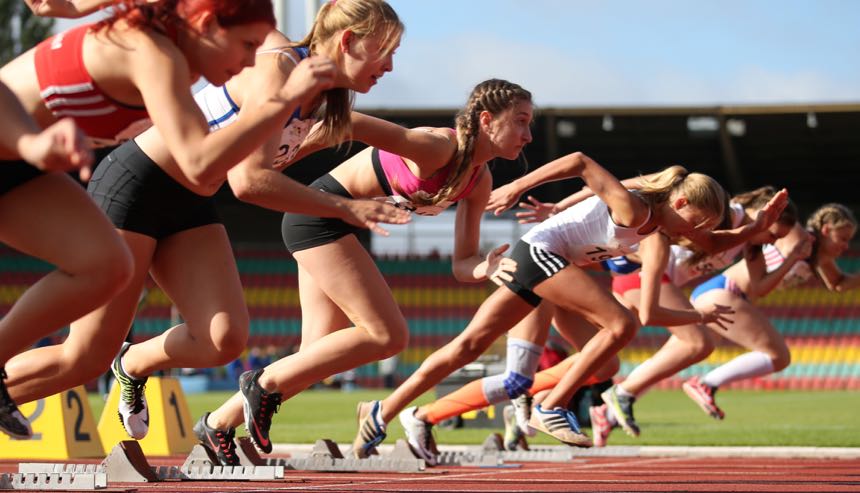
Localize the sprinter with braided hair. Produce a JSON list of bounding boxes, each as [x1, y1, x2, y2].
[[195, 78, 534, 463], [801, 203, 859, 291]]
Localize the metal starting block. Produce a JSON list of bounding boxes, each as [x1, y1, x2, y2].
[[475, 433, 581, 463], [0, 472, 106, 491], [228, 437, 427, 473], [19, 440, 284, 483]]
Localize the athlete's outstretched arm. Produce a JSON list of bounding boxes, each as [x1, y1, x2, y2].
[[223, 52, 409, 234], [684, 189, 789, 255], [488, 169, 654, 219], [532, 152, 649, 226], [450, 170, 516, 283], [484, 152, 648, 227], [351, 112, 459, 171], [635, 234, 733, 328], [746, 235, 813, 299], [130, 30, 335, 193]]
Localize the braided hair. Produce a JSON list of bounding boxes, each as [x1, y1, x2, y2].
[[806, 203, 857, 264], [406, 79, 532, 206]]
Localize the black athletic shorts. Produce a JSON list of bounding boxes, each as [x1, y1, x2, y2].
[[281, 174, 363, 253], [88, 140, 220, 239], [503, 240, 570, 306], [0, 160, 44, 196]]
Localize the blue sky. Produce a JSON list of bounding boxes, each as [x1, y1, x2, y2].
[[58, 0, 860, 109]]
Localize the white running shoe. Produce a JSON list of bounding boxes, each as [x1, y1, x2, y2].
[[528, 404, 592, 448], [111, 342, 149, 439], [351, 400, 387, 458], [398, 406, 439, 466], [512, 393, 536, 437]]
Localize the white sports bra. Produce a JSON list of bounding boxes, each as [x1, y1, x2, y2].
[[193, 46, 317, 170]]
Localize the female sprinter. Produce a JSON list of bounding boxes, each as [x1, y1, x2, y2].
[[680, 189, 810, 419], [395, 179, 787, 455], [6, 0, 410, 448], [594, 187, 800, 443], [0, 80, 91, 438], [802, 203, 859, 291], [0, 0, 282, 437], [191, 78, 533, 465], [353, 158, 743, 464], [683, 202, 854, 419]]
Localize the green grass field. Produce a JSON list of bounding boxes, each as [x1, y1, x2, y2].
[[89, 388, 860, 448]]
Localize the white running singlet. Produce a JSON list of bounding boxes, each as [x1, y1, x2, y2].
[[521, 194, 654, 266]]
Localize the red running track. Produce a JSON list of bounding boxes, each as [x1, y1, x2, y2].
[[2, 455, 859, 492]]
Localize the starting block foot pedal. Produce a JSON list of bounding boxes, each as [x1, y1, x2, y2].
[[234, 437, 265, 466], [181, 444, 219, 469], [390, 439, 419, 460], [310, 438, 344, 459], [481, 433, 504, 452], [102, 440, 158, 482]]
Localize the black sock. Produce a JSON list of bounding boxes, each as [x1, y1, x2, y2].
[[590, 379, 615, 406]]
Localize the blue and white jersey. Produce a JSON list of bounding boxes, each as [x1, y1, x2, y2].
[[193, 47, 317, 171], [521, 194, 654, 266]]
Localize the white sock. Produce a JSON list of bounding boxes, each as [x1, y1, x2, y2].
[[621, 357, 661, 397], [120, 355, 142, 380], [615, 384, 634, 398], [702, 351, 774, 388]]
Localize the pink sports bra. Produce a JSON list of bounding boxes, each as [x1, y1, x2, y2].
[[371, 129, 482, 216]]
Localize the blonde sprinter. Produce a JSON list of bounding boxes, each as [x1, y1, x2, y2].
[[353, 160, 738, 463], [399, 171, 786, 457]]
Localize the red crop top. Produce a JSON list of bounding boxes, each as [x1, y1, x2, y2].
[[34, 24, 151, 146]]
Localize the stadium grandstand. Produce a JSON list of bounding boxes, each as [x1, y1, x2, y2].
[[3, 103, 858, 392]]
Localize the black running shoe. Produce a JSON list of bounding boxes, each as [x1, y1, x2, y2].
[[239, 369, 281, 454], [193, 412, 239, 466], [0, 368, 31, 439]]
